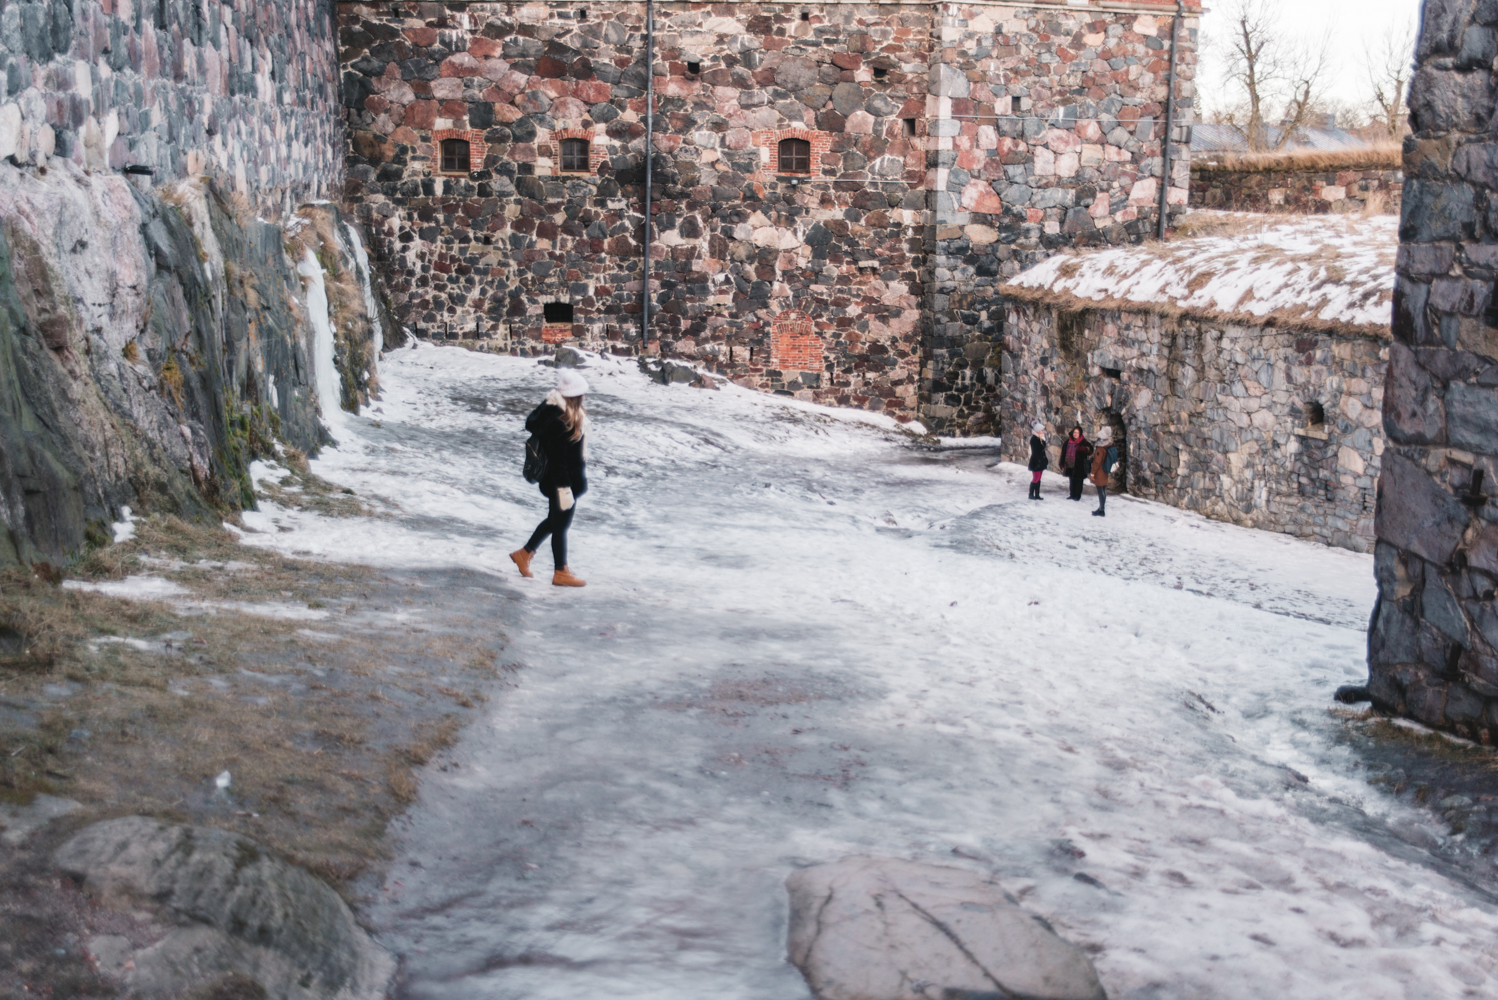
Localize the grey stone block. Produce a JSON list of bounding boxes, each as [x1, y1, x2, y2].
[[1444, 381, 1498, 451], [1384, 342, 1446, 445], [1376, 452, 1469, 564]]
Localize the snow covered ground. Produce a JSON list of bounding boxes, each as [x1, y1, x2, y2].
[[238, 344, 1496, 999]]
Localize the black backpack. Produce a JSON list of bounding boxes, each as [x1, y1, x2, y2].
[[523, 431, 548, 484]]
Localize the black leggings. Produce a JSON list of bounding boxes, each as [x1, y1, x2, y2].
[[524, 489, 576, 568]]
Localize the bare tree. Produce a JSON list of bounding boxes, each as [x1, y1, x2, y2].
[[1365, 22, 1416, 139], [1216, 0, 1331, 150]]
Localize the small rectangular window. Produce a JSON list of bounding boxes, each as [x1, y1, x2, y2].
[[903, 118, 917, 137], [440, 138, 470, 173], [544, 302, 574, 324], [778, 137, 811, 174], [686, 60, 701, 75], [873, 67, 887, 80], [560, 137, 591, 173]]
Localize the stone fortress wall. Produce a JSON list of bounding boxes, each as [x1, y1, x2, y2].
[[1365, 0, 1498, 741], [1001, 304, 1386, 552], [0, 0, 346, 214], [335, 0, 1199, 432]]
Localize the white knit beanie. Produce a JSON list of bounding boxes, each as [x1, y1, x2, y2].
[[1031, 421, 1044, 434], [1097, 425, 1113, 443], [556, 370, 590, 397]]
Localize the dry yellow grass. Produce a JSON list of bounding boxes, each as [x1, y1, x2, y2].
[[0, 515, 507, 890], [1193, 143, 1402, 174]]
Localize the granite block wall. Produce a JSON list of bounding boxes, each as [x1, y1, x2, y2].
[[0, 0, 345, 214], [1364, 0, 1498, 740], [338, 1, 1198, 428], [923, 1, 1198, 435], [1002, 302, 1387, 551], [339, 1, 931, 419], [1191, 166, 1403, 216]]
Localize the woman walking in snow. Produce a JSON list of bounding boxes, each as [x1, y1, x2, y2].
[[1061, 426, 1092, 502], [1027, 421, 1048, 500], [510, 370, 590, 587], [1090, 425, 1119, 518]]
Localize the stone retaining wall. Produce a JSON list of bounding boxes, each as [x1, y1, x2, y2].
[[1190, 166, 1402, 215], [1365, 0, 1498, 741], [0, 0, 345, 214], [1001, 301, 1387, 552]]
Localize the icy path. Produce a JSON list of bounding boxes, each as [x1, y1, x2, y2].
[[243, 346, 1497, 999]]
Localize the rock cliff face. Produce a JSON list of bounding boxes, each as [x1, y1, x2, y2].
[[0, 162, 382, 568], [1367, 0, 1498, 739]]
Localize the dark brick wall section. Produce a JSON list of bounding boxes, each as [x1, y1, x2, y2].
[[0, 0, 345, 213], [1369, 0, 1498, 741]]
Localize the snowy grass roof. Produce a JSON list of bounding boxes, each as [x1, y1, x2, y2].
[[1001, 213, 1396, 337]]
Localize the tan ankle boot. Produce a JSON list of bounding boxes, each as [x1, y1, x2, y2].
[[552, 567, 586, 587], [509, 548, 534, 578]]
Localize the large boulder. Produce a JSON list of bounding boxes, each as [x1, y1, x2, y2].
[[54, 817, 392, 1000], [786, 857, 1106, 1000]]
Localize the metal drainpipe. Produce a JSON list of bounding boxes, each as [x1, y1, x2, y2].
[[641, 0, 655, 347], [1157, 0, 1184, 241]]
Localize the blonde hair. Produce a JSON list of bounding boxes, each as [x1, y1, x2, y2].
[[561, 394, 586, 442]]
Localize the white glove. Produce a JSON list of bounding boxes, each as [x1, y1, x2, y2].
[[557, 486, 574, 511]]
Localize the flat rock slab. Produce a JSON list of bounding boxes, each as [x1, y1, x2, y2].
[[786, 857, 1106, 1000], [55, 817, 392, 1000]]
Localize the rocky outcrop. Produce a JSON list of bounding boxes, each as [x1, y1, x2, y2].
[[786, 857, 1106, 1000], [0, 161, 383, 568], [55, 817, 393, 1000], [1364, 0, 1498, 740]]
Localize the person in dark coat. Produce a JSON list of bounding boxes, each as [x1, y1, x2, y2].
[[1027, 420, 1048, 500], [1061, 426, 1093, 501], [510, 370, 590, 586], [1090, 425, 1119, 518]]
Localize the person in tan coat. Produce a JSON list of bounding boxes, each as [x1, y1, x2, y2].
[[1090, 425, 1119, 518]]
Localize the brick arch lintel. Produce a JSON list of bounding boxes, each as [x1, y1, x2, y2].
[[431, 128, 487, 174], [751, 127, 830, 178], [538, 124, 608, 175]]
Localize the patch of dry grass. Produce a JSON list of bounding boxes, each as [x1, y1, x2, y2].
[[252, 449, 387, 521], [1194, 143, 1403, 174], [0, 515, 507, 891]]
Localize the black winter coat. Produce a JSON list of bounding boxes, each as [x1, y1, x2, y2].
[[525, 401, 588, 498], [1028, 434, 1049, 472]]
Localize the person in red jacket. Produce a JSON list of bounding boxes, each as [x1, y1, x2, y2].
[[510, 370, 590, 586], [1061, 426, 1092, 501]]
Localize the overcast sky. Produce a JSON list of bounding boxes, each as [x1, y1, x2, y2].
[[1196, 0, 1423, 117]]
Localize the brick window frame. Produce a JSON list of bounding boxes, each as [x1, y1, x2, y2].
[[752, 127, 831, 179], [545, 127, 608, 175], [432, 128, 487, 175], [770, 310, 823, 372]]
